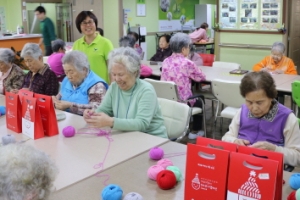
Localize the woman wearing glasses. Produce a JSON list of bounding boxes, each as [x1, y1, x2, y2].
[[72, 11, 114, 83], [253, 42, 297, 74]]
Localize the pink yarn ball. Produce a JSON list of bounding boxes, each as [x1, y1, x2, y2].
[[149, 147, 164, 160], [62, 126, 76, 137], [157, 159, 173, 169], [147, 165, 164, 180]]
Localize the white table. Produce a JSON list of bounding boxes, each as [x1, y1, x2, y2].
[[0, 95, 169, 191], [50, 141, 294, 200]]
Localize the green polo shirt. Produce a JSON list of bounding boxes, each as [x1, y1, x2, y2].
[[72, 34, 114, 83]]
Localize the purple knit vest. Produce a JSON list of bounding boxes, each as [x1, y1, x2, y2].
[[238, 102, 292, 146]]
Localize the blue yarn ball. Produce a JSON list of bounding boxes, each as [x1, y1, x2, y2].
[[289, 173, 300, 190], [0, 106, 6, 115], [101, 184, 123, 200]]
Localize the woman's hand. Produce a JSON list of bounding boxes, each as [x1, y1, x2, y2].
[[250, 141, 276, 151], [84, 112, 114, 128], [54, 100, 72, 110], [234, 139, 250, 146], [273, 69, 284, 74], [83, 109, 95, 120]]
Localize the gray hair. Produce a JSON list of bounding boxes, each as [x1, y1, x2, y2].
[[119, 36, 135, 48], [51, 39, 66, 52], [169, 32, 191, 53], [0, 144, 58, 200], [21, 43, 43, 60], [271, 42, 285, 54], [62, 50, 90, 72], [108, 47, 141, 78], [0, 48, 15, 64]]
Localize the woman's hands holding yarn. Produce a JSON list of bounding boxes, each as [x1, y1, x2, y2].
[[250, 141, 276, 151], [84, 112, 114, 128]]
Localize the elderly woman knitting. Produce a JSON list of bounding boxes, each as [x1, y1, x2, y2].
[[161, 32, 206, 140], [12, 43, 59, 96], [52, 51, 108, 115], [0, 48, 25, 94], [253, 42, 297, 74], [0, 144, 57, 200], [83, 47, 167, 138], [222, 71, 300, 167]]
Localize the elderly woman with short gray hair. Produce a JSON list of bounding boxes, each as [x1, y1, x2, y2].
[[0, 48, 25, 94], [52, 50, 108, 115], [253, 41, 297, 74], [83, 47, 167, 138], [48, 39, 66, 80], [0, 144, 58, 200], [161, 32, 206, 140], [18, 43, 59, 96]]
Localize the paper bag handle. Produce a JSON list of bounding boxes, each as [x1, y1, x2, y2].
[[251, 153, 268, 159], [198, 151, 216, 160], [243, 161, 263, 170], [207, 144, 224, 150]]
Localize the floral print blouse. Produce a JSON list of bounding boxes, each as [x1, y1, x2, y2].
[[161, 53, 206, 105]]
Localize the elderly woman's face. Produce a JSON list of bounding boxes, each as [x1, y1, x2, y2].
[[245, 89, 273, 118], [271, 50, 283, 64], [24, 56, 43, 73], [63, 63, 87, 86], [159, 37, 169, 49], [0, 61, 11, 73], [80, 16, 96, 36], [111, 63, 136, 91]]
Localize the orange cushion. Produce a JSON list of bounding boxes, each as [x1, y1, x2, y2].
[[199, 54, 214, 67]]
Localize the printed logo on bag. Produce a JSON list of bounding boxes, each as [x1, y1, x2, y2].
[[228, 170, 262, 200], [7, 109, 15, 118], [22, 104, 35, 139], [191, 172, 218, 192]]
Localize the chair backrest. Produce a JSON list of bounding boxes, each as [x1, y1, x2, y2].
[[43, 56, 49, 64], [199, 53, 214, 67], [212, 79, 245, 108], [292, 81, 300, 107], [157, 97, 191, 140], [212, 61, 240, 69], [144, 78, 180, 101]]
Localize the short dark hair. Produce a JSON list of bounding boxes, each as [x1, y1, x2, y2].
[[159, 34, 171, 43], [96, 27, 104, 36], [75, 11, 98, 33], [200, 22, 209, 29], [119, 36, 135, 48], [240, 71, 277, 99], [51, 39, 65, 52], [128, 31, 139, 42], [35, 6, 46, 14]]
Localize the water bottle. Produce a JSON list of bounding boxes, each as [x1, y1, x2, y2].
[[17, 25, 20, 34]]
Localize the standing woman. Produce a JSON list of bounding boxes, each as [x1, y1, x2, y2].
[[72, 11, 114, 83]]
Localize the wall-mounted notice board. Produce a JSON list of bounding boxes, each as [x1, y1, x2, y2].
[[218, 0, 285, 33]]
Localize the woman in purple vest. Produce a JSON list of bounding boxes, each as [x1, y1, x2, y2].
[[222, 71, 300, 167]]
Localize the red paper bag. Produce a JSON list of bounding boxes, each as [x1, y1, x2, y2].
[[5, 92, 22, 133], [227, 152, 278, 200], [21, 96, 44, 139], [18, 88, 33, 103], [185, 143, 230, 200], [197, 137, 238, 152], [238, 146, 283, 200], [34, 93, 58, 136]]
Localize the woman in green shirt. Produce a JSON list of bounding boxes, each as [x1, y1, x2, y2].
[[83, 47, 167, 138], [72, 11, 113, 83]]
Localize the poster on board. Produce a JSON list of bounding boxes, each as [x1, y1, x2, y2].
[[261, 0, 281, 30], [220, 0, 238, 29], [0, 7, 6, 33], [158, 0, 198, 31], [239, 0, 259, 29]]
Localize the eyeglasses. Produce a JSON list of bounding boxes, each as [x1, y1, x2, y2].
[[80, 20, 94, 26], [271, 54, 282, 59]]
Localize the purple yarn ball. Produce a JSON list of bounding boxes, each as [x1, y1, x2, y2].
[[62, 126, 76, 137], [149, 147, 164, 160]]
